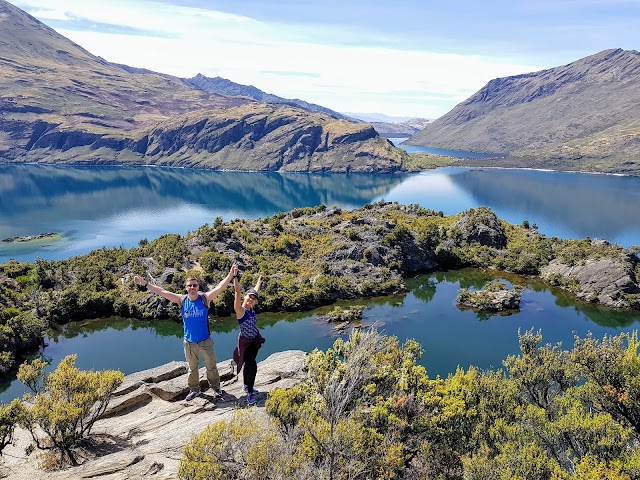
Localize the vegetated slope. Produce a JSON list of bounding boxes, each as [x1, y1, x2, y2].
[[407, 49, 640, 173], [0, 0, 406, 171], [184, 75, 434, 139]]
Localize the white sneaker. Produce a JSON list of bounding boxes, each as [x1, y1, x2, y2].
[[185, 391, 199, 401], [213, 388, 225, 398]]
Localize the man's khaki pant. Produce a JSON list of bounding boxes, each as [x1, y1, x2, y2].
[[183, 337, 220, 392]]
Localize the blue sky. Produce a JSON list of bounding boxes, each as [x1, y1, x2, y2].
[[12, 0, 640, 119]]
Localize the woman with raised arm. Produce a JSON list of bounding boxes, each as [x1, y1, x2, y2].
[[232, 273, 266, 405]]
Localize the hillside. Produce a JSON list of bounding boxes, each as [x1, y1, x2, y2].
[[407, 49, 640, 174], [0, 0, 407, 172], [185, 73, 354, 121], [184, 76, 436, 139], [370, 117, 433, 137]]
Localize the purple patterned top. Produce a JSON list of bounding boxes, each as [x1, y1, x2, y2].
[[238, 308, 259, 338]]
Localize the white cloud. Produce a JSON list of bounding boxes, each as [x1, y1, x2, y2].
[[16, 0, 543, 118]]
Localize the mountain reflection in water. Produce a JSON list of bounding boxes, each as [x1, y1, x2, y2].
[[0, 165, 406, 261]]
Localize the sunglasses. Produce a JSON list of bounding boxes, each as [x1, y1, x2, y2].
[[186, 284, 199, 288]]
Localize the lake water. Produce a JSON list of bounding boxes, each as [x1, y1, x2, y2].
[[1, 163, 640, 402], [388, 137, 506, 158], [1, 163, 639, 264], [2, 268, 639, 403]]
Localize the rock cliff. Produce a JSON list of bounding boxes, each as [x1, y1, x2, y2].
[[540, 251, 640, 308]]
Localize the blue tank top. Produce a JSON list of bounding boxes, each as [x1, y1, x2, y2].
[[181, 294, 210, 343]]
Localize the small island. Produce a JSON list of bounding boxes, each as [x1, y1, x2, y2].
[[2, 232, 58, 243], [456, 281, 523, 313]]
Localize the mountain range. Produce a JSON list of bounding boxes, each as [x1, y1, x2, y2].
[[0, 0, 406, 172], [1, 0, 638, 175], [407, 48, 640, 174], [184, 76, 433, 137]]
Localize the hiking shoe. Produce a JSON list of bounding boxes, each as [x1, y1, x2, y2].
[[247, 392, 257, 405], [243, 385, 259, 395], [213, 388, 225, 399], [185, 391, 200, 401]]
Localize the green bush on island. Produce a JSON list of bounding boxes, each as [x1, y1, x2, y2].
[[0, 202, 638, 377], [457, 280, 522, 312], [178, 328, 640, 480]]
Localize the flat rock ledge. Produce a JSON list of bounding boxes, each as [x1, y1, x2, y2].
[[1, 350, 308, 480]]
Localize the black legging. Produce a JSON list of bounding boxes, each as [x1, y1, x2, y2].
[[243, 342, 260, 392]]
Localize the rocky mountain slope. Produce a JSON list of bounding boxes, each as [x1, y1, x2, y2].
[[370, 117, 433, 137], [407, 49, 640, 173], [0, 0, 407, 172], [186, 76, 435, 139]]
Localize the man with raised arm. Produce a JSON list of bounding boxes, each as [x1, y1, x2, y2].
[[134, 263, 237, 401]]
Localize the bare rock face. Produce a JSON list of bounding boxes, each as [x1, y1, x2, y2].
[[447, 207, 507, 249], [1, 350, 308, 480], [540, 253, 640, 308]]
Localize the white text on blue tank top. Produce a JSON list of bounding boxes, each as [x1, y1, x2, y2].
[[182, 296, 210, 343]]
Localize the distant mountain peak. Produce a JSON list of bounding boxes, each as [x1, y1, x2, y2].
[[185, 74, 352, 121]]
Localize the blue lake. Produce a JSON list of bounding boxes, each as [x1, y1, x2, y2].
[[388, 137, 506, 158], [1, 163, 640, 402], [1, 163, 639, 264], [2, 268, 639, 403]]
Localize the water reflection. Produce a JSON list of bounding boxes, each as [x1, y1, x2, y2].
[[0, 165, 406, 261], [2, 268, 640, 403], [3, 164, 640, 263], [448, 168, 640, 244]]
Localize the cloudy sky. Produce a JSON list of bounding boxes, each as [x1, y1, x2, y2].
[[12, 0, 640, 119]]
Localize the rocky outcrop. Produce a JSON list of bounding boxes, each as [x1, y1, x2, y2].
[[135, 104, 408, 173], [457, 282, 522, 312], [540, 252, 640, 308], [450, 207, 507, 249], [1, 350, 308, 480]]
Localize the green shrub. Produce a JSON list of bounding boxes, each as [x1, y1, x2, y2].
[[18, 355, 124, 467], [0, 399, 23, 455], [199, 251, 232, 274], [382, 224, 411, 246]]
